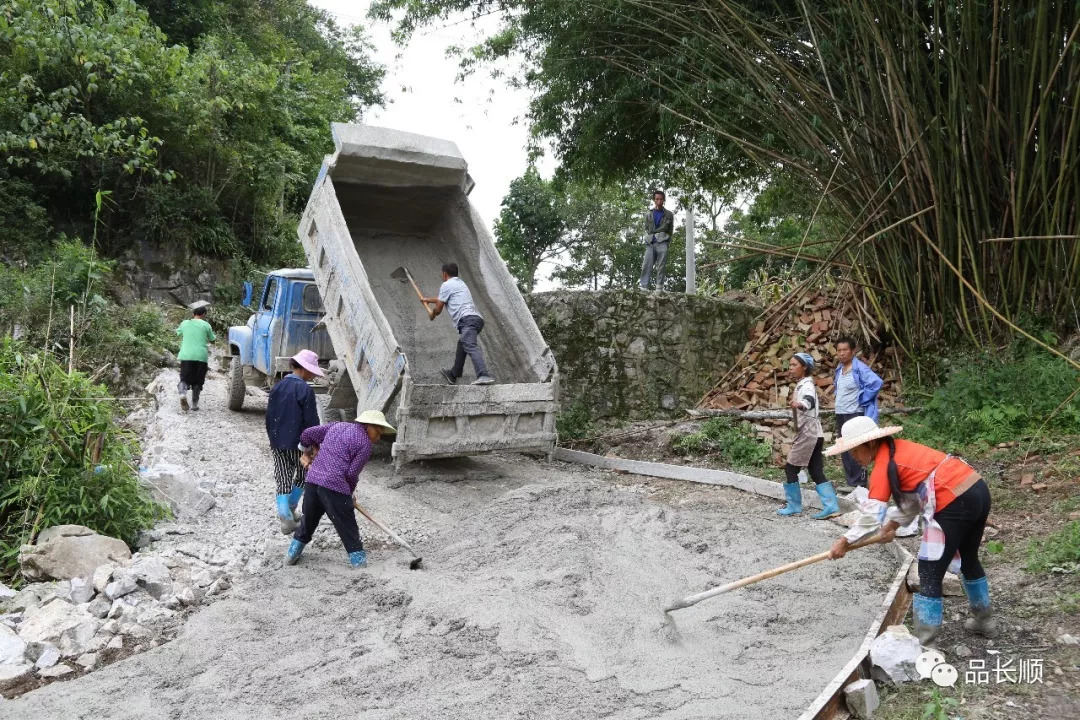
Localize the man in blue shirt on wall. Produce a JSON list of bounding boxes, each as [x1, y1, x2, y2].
[[266, 349, 323, 533], [639, 189, 674, 291], [832, 336, 884, 487]]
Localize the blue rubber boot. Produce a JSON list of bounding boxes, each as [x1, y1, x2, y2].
[[776, 482, 803, 516], [348, 550, 367, 568], [285, 539, 305, 565], [912, 593, 943, 646], [811, 482, 842, 520], [288, 486, 304, 520], [961, 576, 998, 637], [276, 494, 297, 535]]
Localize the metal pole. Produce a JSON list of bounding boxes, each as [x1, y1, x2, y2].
[[685, 206, 696, 294]]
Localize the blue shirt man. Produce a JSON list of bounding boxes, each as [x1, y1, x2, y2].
[[832, 337, 884, 487]]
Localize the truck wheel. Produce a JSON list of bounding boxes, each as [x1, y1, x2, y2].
[[227, 357, 246, 411]]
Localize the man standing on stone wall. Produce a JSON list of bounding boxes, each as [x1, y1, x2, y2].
[[639, 189, 674, 291]]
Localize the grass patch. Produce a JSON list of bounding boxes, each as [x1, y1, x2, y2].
[[557, 399, 594, 441], [904, 343, 1080, 453], [1027, 521, 1080, 575], [671, 417, 772, 468]]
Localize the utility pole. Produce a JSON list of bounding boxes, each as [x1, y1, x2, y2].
[[685, 206, 696, 294]]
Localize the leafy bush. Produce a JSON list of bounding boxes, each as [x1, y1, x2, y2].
[[1027, 521, 1080, 575], [0, 339, 167, 582], [0, 240, 173, 394], [557, 400, 594, 441], [671, 417, 772, 467], [905, 344, 1080, 451]]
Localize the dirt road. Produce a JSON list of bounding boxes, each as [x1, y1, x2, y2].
[[4, 366, 897, 719]]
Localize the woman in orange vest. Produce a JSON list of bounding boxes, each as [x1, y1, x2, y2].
[[825, 417, 995, 646]]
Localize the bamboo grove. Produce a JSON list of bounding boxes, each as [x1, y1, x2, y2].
[[610, 0, 1080, 347]]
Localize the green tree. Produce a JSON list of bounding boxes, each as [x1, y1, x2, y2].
[[0, 0, 383, 264], [553, 182, 644, 290], [494, 166, 566, 292]]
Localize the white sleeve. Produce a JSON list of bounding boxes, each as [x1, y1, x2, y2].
[[843, 498, 889, 543], [437, 281, 451, 302], [885, 501, 921, 527]]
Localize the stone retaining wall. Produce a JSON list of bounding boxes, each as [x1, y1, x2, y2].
[[527, 290, 758, 419]]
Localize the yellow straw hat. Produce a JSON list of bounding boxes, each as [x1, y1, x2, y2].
[[356, 410, 396, 435]]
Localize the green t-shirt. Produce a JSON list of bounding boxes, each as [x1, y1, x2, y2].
[[176, 318, 216, 363]]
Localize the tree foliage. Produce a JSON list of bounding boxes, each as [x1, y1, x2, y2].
[[374, 0, 1080, 349], [0, 0, 383, 264], [494, 166, 565, 292]]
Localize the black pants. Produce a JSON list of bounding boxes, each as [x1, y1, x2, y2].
[[918, 479, 991, 598], [292, 484, 363, 554], [179, 360, 209, 389], [835, 412, 868, 487], [784, 438, 828, 485], [450, 315, 488, 379]]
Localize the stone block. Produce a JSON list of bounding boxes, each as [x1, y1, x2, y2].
[[870, 625, 923, 684], [18, 525, 131, 582], [844, 678, 880, 718]]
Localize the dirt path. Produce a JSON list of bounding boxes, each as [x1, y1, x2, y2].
[[4, 365, 899, 719]]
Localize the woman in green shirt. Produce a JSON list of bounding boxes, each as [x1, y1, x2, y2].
[[176, 305, 216, 411]]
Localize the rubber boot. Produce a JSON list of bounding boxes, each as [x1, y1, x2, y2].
[[288, 486, 304, 522], [276, 494, 297, 534], [348, 550, 367, 568], [776, 482, 803, 516], [811, 482, 842, 520], [285, 539, 305, 565], [912, 593, 943, 647], [191, 386, 201, 411], [961, 576, 998, 637]]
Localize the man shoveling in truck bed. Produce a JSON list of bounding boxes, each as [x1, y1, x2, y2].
[[423, 262, 496, 386]]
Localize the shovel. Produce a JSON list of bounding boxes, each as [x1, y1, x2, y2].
[[390, 266, 435, 320], [664, 533, 890, 614], [353, 498, 423, 570]]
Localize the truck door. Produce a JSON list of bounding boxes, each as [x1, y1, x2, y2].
[[254, 275, 282, 375]]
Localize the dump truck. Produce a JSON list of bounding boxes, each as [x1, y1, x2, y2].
[[293, 123, 559, 467]]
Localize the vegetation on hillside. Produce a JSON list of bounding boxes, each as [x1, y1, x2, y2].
[[0, 0, 383, 265], [0, 339, 166, 582]]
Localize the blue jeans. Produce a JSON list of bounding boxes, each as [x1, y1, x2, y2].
[[450, 315, 488, 379]]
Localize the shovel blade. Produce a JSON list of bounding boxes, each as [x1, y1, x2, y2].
[[390, 266, 410, 283]]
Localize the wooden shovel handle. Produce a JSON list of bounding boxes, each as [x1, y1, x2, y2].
[[403, 271, 435, 320], [665, 533, 889, 613]]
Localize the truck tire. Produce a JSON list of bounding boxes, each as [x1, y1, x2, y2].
[[227, 357, 246, 411]]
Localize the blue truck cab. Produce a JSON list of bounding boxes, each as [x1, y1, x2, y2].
[[226, 268, 336, 411]]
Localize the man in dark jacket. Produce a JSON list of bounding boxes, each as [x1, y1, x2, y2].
[[266, 349, 323, 533], [639, 189, 675, 291]]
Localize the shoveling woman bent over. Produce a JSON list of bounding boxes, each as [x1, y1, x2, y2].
[[826, 417, 996, 646]]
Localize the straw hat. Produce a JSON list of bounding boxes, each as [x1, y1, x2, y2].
[[823, 416, 902, 456], [356, 410, 396, 435], [291, 349, 325, 377]]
